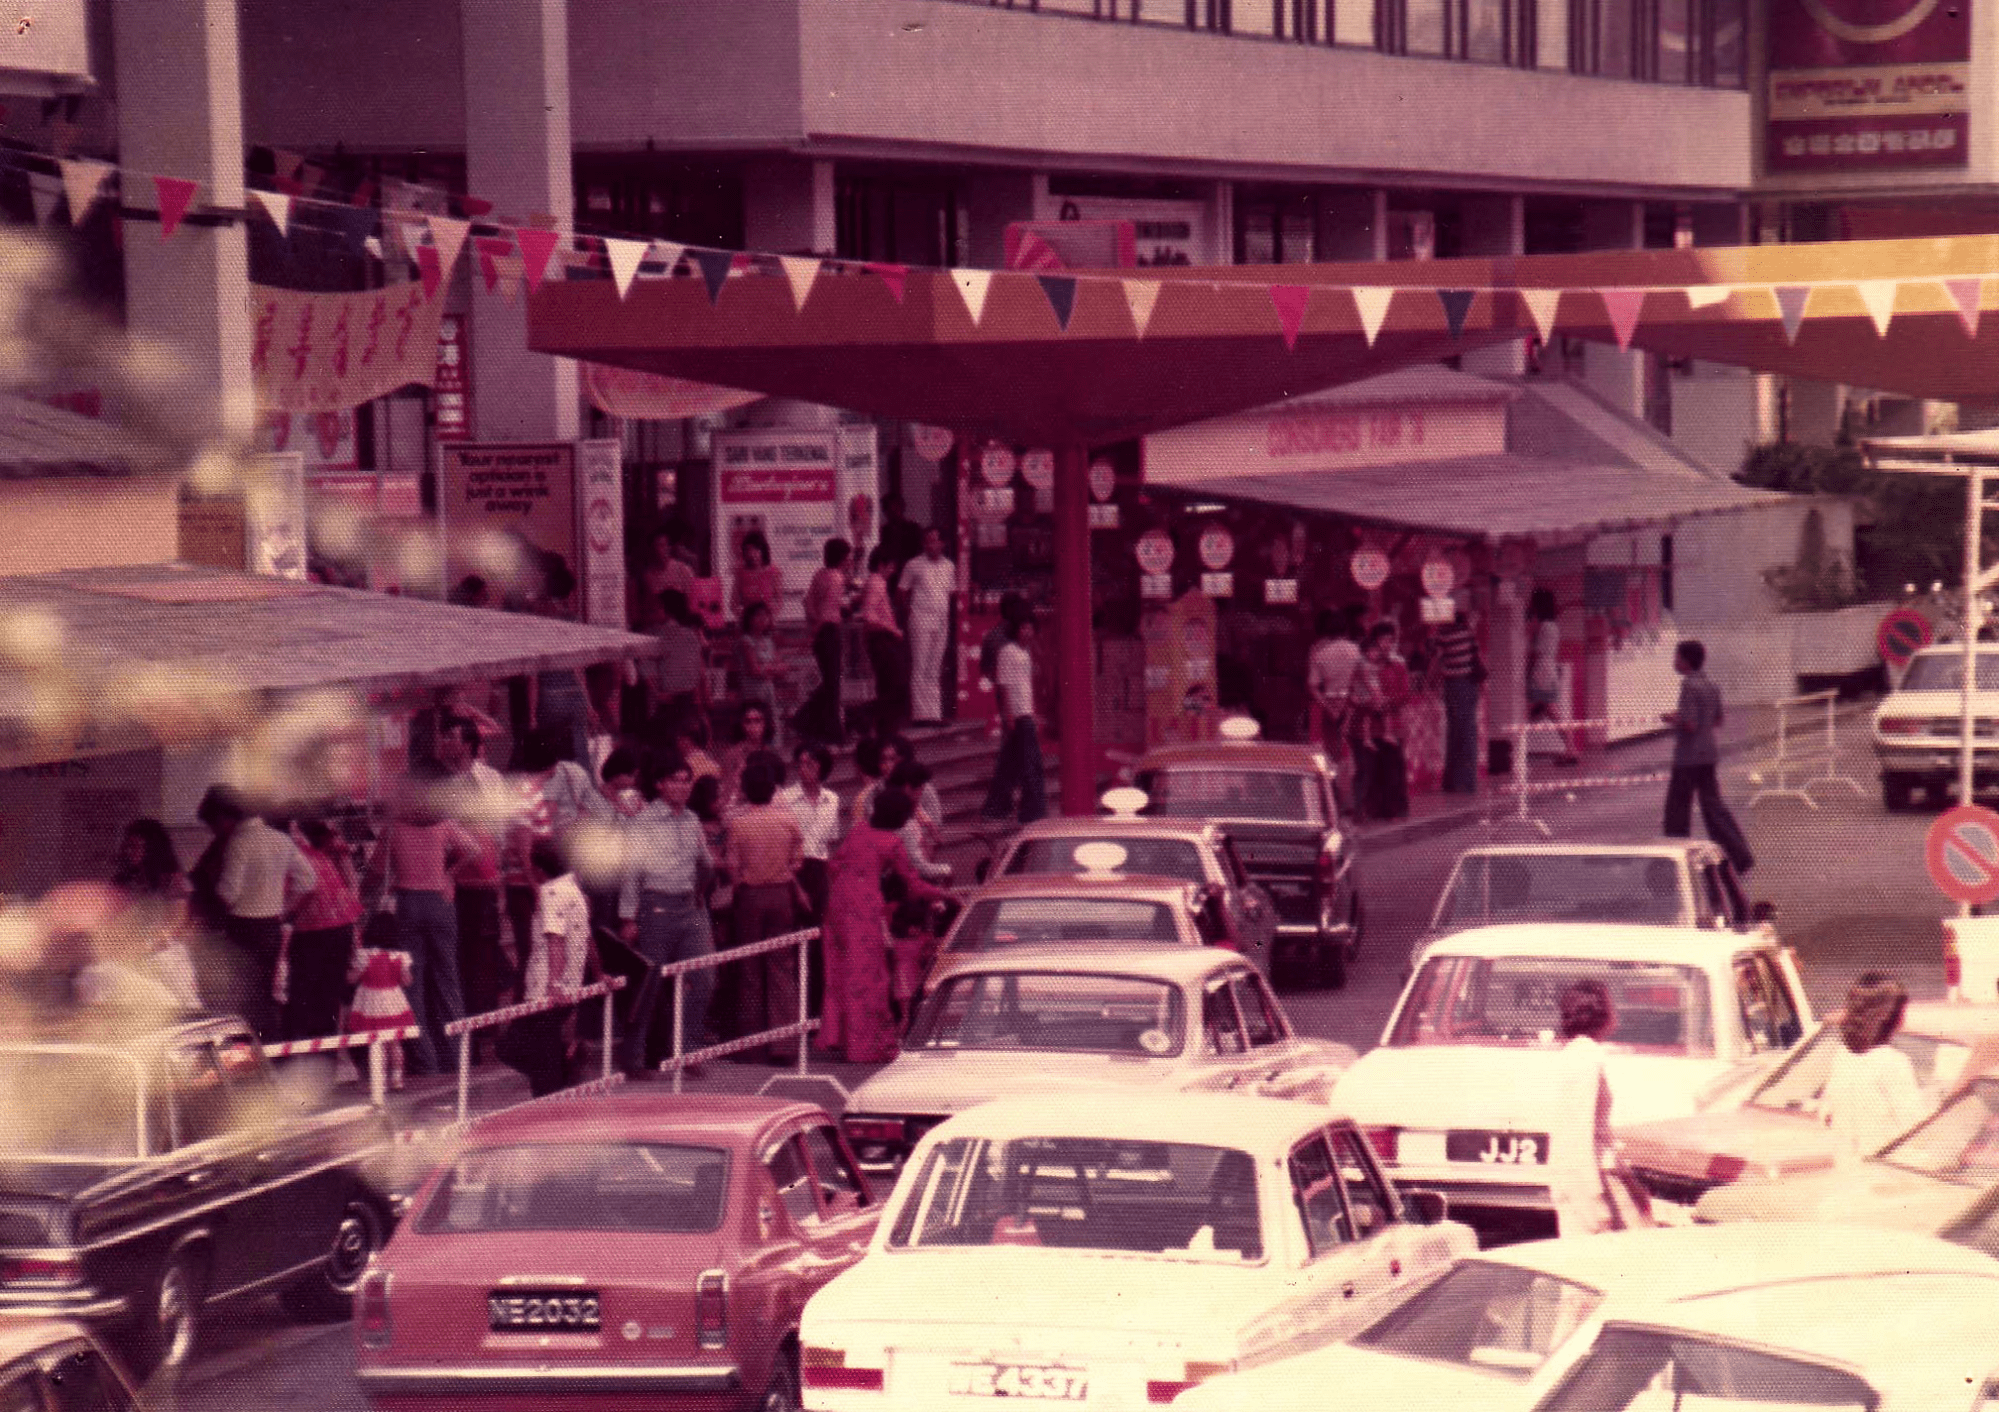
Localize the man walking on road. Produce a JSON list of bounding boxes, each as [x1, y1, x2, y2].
[[1661, 639, 1755, 874], [901, 527, 956, 726], [982, 616, 1047, 825]]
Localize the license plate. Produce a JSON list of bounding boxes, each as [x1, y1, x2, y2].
[[487, 1290, 602, 1331], [947, 1363, 1089, 1400], [1446, 1130, 1549, 1165]]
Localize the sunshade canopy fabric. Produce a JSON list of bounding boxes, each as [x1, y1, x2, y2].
[[0, 394, 136, 476]]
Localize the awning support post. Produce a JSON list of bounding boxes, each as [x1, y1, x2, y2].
[[1054, 445, 1096, 817]]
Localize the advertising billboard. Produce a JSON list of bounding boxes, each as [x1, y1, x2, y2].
[[1766, 0, 1971, 171]]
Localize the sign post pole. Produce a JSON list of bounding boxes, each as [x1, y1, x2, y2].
[[1964, 468, 1985, 918]]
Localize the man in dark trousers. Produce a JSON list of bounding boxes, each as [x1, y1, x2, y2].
[[1661, 639, 1754, 874]]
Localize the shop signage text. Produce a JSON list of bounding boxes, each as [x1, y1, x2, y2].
[[1766, 0, 1971, 170]]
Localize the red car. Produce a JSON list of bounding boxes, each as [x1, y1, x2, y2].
[[354, 1093, 877, 1412]]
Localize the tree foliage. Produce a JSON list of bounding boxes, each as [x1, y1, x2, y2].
[[1737, 442, 1967, 598]]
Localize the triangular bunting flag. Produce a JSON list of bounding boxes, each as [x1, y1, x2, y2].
[[246, 189, 291, 238], [350, 178, 375, 210], [425, 215, 471, 286], [1600, 288, 1646, 351], [652, 241, 686, 277], [58, 159, 111, 225], [363, 236, 383, 262], [780, 256, 821, 312], [1123, 280, 1162, 338], [691, 248, 733, 305], [458, 195, 495, 219], [1270, 285, 1311, 352], [1945, 278, 1983, 337], [152, 176, 197, 240], [26, 177, 58, 226], [1685, 284, 1731, 309], [952, 268, 993, 325], [1774, 285, 1811, 345], [1519, 288, 1561, 342], [416, 244, 442, 301], [494, 253, 524, 306], [514, 226, 560, 296], [1437, 289, 1476, 339], [473, 234, 514, 294], [1038, 275, 1078, 332], [866, 262, 909, 304], [603, 236, 647, 299], [1352, 287, 1394, 346], [1855, 280, 1898, 338]]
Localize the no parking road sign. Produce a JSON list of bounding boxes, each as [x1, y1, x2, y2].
[[1878, 607, 1933, 669], [1927, 805, 1999, 905]]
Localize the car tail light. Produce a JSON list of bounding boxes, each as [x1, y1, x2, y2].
[[695, 1269, 728, 1350], [1704, 1153, 1748, 1184], [1362, 1127, 1399, 1163], [803, 1347, 885, 1392], [1147, 1363, 1234, 1404], [0, 1255, 80, 1286], [1877, 717, 1922, 736], [356, 1268, 392, 1349], [1316, 848, 1338, 897], [843, 1117, 908, 1145], [1945, 922, 1963, 990]]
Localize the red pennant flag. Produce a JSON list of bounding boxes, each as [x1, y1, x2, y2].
[[515, 226, 560, 295], [299, 163, 327, 197], [866, 262, 909, 304], [274, 172, 304, 198], [1269, 285, 1310, 351], [473, 234, 514, 294], [350, 178, 375, 209], [152, 176, 197, 239], [1599, 287, 1646, 351], [731, 252, 754, 274], [457, 194, 495, 219], [416, 243, 442, 300], [1946, 278, 1983, 337]]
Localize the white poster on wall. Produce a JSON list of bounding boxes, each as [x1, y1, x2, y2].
[[711, 428, 842, 626], [577, 438, 625, 628], [1032, 193, 1213, 267]]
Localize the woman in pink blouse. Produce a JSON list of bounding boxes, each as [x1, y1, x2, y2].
[[819, 788, 952, 1063], [283, 817, 365, 1040]]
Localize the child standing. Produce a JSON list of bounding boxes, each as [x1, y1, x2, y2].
[[346, 918, 417, 1090]]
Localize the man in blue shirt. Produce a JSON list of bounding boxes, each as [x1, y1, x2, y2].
[[618, 754, 715, 1076], [1661, 640, 1754, 874]]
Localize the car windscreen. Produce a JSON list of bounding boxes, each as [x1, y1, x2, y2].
[[0, 1049, 141, 1159], [1434, 854, 1689, 930], [1537, 1325, 1881, 1412], [950, 897, 1182, 950], [886, 1136, 1263, 1261], [907, 972, 1186, 1057], [1386, 956, 1715, 1056], [1004, 836, 1206, 883], [1137, 769, 1325, 825], [416, 1142, 730, 1234], [1900, 654, 1999, 692], [1877, 1075, 1999, 1186], [1353, 1260, 1604, 1380], [1749, 1025, 1962, 1114]]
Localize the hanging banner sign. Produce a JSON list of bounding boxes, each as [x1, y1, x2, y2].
[[1020, 449, 1056, 490], [580, 363, 762, 420], [1135, 530, 1176, 577], [249, 281, 444, 414], [440, 442, 578, 614], [980, 445, 1018, 486], [1198, 526, 1235, 571], [711, 428, 842, 626], [1351, 546, 1391, 590], [433, 313, 470, 441]]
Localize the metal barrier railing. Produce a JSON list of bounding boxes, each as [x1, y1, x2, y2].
[[262, 1025, 421, 1108], [443, 976, 627, 1125], [649, 926, 820, 1094], [1507, 713, 1672, 834], [1746, 689, 1867, 809]]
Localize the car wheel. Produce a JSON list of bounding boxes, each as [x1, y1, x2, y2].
[[1345, 893, 1366, 962], [139, 1252, 202, 1380], [281, 1197, 386, 1323], [1317, 929, 1348, 991], [762, 1347, 801, 1412], [1882, 773, 1914, 812]]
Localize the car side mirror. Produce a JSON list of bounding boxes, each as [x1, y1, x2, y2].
[[1752, 901, 1777, 924], [973, 858, 990, 884], [1402, 1189, 1449, 1226]]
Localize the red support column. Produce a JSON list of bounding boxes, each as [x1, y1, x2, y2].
[[1053, 444, 1096, 816]]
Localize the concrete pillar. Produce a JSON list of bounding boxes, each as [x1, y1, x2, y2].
[[1318, 188, 1388, 262], [115, 0, 254, 448], [1785, 378, 1845, 447], [1536, 0, 1568, 67], [1054, 445, 1095, 815], [1579, 199, 1646, 420], [1333, 0, 1376, 47], [745, 158, 835, 256], [463, 0, 578, 443], [1209, 181, 1235, 264], [1488, 573, 1528, 737], [1460, 195, 1526, 377]]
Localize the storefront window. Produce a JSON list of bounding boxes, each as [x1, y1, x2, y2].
[[1378, 0, 1532, 63]]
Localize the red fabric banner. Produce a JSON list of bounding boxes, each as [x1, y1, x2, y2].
[[249, 281, 445, 414]]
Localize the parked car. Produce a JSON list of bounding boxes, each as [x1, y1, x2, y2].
[[1170, 1224, 1999, 1412], [839, 946, 1356, 1177], [1621, 1002, 1999, 1206], [1873, 642, 1999, 811], [800, 1092, 1475, 1412], [931, 868, 1254, 982], [984, 808, 1277, 971], [0, 1318, 146, 1411], [1333, 923, 1813, 1243], [0, 1016, 396, 1380], [1132, 737, 1357, 989], [354, 1091, 876, 1410]]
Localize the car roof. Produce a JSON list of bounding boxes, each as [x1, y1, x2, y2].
[[1136, 741, 1331, 774], [1004, 817, 1221, 843], [928, 942, 1253, 984], [0, 1012, 249, 1055], [936, 1090, 1339, 1151], [0, 1317, 94, 1368], [1476, 1223, 1999, 1302], [1416, 922, 1764, 963], [1451, 841, 1721, 862], [468, 1090, 829, 1146], [964, 874, 1198, 904]]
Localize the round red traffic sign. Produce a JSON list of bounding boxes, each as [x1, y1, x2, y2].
[[1878, 606, 1933, 669], [1020, 449, 1055, 491], [1134, 530, 1175, 577], [1351, 546, 1390, 590], [1198, 526, 1235, 571], [1927, 804, 1999, 904]]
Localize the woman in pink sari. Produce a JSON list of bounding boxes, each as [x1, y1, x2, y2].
[[819, 788, 951, 1063]]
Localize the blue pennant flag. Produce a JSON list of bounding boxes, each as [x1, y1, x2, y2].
[[691, 248, 733, 305], [1437, 288, 1476, 339], [1037, 275, 1078, 332]]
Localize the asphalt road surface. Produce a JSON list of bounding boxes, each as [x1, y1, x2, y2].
[[171, 717, 1951, 1410]]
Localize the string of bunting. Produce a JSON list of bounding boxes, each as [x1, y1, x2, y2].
[[0, 138, 1993, 351]]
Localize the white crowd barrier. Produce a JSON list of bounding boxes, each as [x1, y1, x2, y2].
[[1507, 715, 1674, 835], [444, 975, 627, 1125], [649, 926, 820, 1094], [1746, 689, 1867, 809], [262, 1025, 421, 1108]]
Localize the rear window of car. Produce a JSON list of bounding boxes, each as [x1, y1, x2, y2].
[[1434, 854, 1689, 931], [1004, 837, 1206, 883], [1387, 956, 1715, 1056], [1900, 653, 1999, 692], [908, 972, 1187, 1056], [1750, 1025, 1961, 1114], [416, 1143, 730, 1234], [950, 897, 1182, 950], [1354, 1260, 1603, 1380], [1136, 769, 1325, 825], [0, 1049, 141, 1159]]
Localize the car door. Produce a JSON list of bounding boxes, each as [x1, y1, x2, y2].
[[737, 1128, 820, 1354], [212, 1028, 347, 1289], [1244, 1132, 1385, 1364], [1193, 975, 1253, 1087], [1228, 970, 1322, 1097], [1219, 836, 1278, 960], [797, 1123, 877, 1288], [1326, 1125, 1438, 1321], [160, 1037, 259, 1295]]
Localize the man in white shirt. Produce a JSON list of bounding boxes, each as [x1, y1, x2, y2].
[[504, 839, 595, 1097], [213, 791, 316, 1040], [980, 617, 1046, 824], [780, 741, 842, 1022], [899, 527, 957, 725], [1307, 609, 1362, 747]]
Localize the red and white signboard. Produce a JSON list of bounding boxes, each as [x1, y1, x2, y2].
[[1767, 0, 1971, 171], [1351, 546, 1391, 590], [1928, 804, 1999, 904], [911, 424, 956, 462], [1420, 556, 1457, 598], [1878, 606, 1934, 668], [1135, 530, 1176, 577], [1198, 526, 1235, 572], [711, 428, 843, 625], [980, 445, 1018, 486], [1020, 449, 1056, 491], [1088, 459, 1117, 502]]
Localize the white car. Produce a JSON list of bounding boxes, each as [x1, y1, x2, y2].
[[1172, 1224, 1999, 1412], [1333, 923, 1813, 1242], [800, 1092, 1475, 1412], [839, 946, 1356, 1176], [1874, 642, 1999, 811]]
